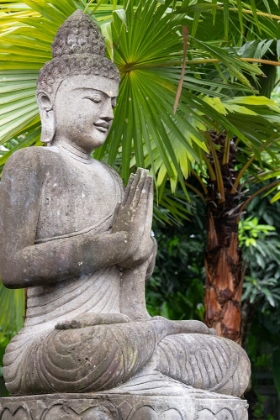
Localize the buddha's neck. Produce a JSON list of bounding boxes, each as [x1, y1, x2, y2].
[[54, 140, 92, 164]]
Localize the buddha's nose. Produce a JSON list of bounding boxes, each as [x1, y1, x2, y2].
[[100, 99, 114, 122]]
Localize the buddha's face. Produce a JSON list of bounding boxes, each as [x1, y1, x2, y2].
[[52, 75, 118, 153]]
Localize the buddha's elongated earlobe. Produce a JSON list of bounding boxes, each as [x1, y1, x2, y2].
[[40, 109, 55, 144], [37, 92, 56, 144]]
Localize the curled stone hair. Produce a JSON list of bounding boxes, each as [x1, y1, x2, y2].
[[37, 10, 120, 95]]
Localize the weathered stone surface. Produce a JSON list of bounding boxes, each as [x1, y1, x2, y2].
[[0, 393, 248, 420], [0, 9, 250, 420]]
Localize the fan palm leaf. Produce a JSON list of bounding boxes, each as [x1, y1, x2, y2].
[[1, 0, 280, 186]]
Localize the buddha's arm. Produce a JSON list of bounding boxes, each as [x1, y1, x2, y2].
[[120, 257, 155, 321], [0, 149, 130, 289], [118, 231, 157, 320]]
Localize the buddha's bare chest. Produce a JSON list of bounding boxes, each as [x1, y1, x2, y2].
[[36, 155, 121, 241]]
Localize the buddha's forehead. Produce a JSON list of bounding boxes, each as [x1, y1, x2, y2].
[[58, 75, 119, 97]]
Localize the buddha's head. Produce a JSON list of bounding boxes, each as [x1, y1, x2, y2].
[[37, 10, 120, 153]]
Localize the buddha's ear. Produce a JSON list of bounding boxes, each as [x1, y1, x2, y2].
[[37, 92, 55, 145]]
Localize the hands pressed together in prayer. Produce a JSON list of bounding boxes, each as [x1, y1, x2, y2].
[[112, 168, 156, 269]]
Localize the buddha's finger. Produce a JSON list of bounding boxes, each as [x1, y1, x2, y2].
[[129, 168, 149, 210], [123, 173, 135, 205], [135, 176, 152, 230], [132, 180, 149, 226], [125, 168, 143, 207], [132, 170, 149, 208], [144, 176, 153, 231]]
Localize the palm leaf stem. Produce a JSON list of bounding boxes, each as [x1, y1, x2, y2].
[[191, 168, 208, 195], [176, 4, 280, 20], [203, 153, 217, 181], [223, 7, 280, 21], [207, 135, 225, 202], [240, 180, 280, 213], [85, 0, 105, 14], [84, 0, 95, 13], [123, 58, 280, 72], [232, 155, 256, 192], [240, 58, 280, 66], [174, 26, 188, 114], [222, 135, 230, 165], [250, 169, 280, 182], [232, 140, 279, 191], [184, 182, 206, 202]]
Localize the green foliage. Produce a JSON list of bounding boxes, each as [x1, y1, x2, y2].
[[239, 216, 275, 248], [0, 283, 25, 397], [0, 287, 24, 336], [272, 349, 280, 400], [239, 215, 280, 308], [252, 393, 267, 419], [241, 196, 280, 310], [240, 193, 280, 417], [0, 286, 24, 384], [146, 194, 206, 320]]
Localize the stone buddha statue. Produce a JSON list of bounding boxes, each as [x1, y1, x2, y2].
[[0, 10, 250, 420]]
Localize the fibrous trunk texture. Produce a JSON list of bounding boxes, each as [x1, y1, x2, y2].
[[204, 132, 245, 344]]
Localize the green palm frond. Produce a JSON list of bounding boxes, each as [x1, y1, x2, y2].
[[95, 0, 280, 189], [0, 283, 24, 335], [1, 0, 280, 190]]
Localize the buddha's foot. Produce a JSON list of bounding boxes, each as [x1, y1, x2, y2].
[[150, 317, 214, 341]]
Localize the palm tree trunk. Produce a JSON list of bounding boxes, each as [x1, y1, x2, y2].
[[204, 132, 245, 344], [204, 207, 245, 343]]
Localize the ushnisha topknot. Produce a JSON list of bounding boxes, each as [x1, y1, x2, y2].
[[52, 9, 106, 57], [37, 10, 120, 95]]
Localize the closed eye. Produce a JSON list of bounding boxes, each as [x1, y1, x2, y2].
[[84, 93, 102, 103]]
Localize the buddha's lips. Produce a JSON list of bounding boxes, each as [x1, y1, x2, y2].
[[94, 122, 109, 132]]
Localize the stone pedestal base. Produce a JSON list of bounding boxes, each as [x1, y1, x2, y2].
[[0, 392, 248, 420]]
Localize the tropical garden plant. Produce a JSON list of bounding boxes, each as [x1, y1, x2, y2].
[[1, 0, 280, 370]]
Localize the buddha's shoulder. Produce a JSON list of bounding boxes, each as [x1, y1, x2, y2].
[[1, 147, 60, 189], [2, 147, 38, 174], [4, 146, 62, 171], [5, 146, 52, 162]]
